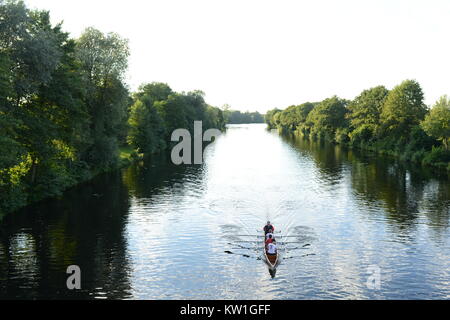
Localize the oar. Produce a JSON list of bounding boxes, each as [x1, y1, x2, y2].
[[235, 234, 298, 237], [283, 253, 316, 259], [255, 229, 282, 233], [224, 250, 259, 259]]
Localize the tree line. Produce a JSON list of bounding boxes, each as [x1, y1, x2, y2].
[[265, 80, 450, 171], [0, 0, 225, 216], [223, 109, 264, 124]]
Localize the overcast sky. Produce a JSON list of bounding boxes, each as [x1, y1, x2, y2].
[[25, 0, 450, 113]]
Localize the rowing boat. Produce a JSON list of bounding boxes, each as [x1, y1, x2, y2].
[[264, 232, 278, 268]]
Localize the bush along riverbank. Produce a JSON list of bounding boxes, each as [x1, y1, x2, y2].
[[0, 1, 226, 219], [265, 80, 450, 173]]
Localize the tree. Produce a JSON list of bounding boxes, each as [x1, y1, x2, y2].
[[224, 110, 265, 124], [128, 83, 226, 157], [76, 27, 129, 84], [277, 102, 315, 131], [0, 51, 23, 170], [348, 86, 388, 130], [134, 82, 173, 103], [265, 108, 281, 129], [306, 96, 349, 138], [0, 0, 84, 211], [421, 95, 450, 150], [380, 80, 427, 137], [75, 27, 130, 170], [182, 90, 208, 132], [347, 86, 389, 144], [154, 93, 188, 139], [0, 2, 62, 103], [204, 105, 226, 130], [127, 99, 166, 154]]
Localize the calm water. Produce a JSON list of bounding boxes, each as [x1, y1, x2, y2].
[[1, 124, 449, 299]]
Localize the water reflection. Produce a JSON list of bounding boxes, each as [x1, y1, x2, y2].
[[284, 133, 450, 232], [0, 171, 132, 299], [122, 153, 204, 199], [282, 135, 346, 187]]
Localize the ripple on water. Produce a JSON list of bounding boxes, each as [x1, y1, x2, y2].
[[1, 124, 450, 299]]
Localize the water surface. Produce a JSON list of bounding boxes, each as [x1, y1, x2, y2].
[[1, 124, 449, 299]]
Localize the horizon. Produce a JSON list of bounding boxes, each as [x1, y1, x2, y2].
[[24, 0, 450, 113]]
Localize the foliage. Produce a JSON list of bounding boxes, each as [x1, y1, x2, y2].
[[306, 96, 349, 137], [265, 108, 282, 129], [0, 2, 229, 216], [127, 83, 226, 154], [128, 98, 166, 154], [347, 86, 388, 138], [76, 27, 130, 170], [224, 110, 264, 124], [265, 80, 449, 172], [422, 146, 450, 167], [380, 80, 427, 137], [421, 95, 450, 150]]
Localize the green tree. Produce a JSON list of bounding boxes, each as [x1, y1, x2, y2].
[[0, 2, 62, 103], [224, 109, 265, 124], [421, 95, 450, 150], [154, 93, 188, 139], [265, 108, 281, 129], [277, 102, 315, 131], [1, 1, 88, 212], [380, 80, 427, 137], [306, 96, 349, 139], [0, 51, 23, 170], [128, 83, 226, 157], [134, 82, 173, 103], [75, 27, 130, 170], [182, 90, 208, 131], [348, 86, 388, 130], [347, 86, 389, 144], [204, 105, 226, 130], [127, 99, 166, 154]]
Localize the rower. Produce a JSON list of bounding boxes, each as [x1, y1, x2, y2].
[[263, 221, 274, 234], [267, 240, 277, 255], [265, 233, 274, 245], [265, 231, 274, 242]]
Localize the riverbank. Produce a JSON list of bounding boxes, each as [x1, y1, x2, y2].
[[265, 82, 450, 175], [0, 146, 142, 222], [286, 127, 450, 174]]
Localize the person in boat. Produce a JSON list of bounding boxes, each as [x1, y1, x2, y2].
[[265, 230, 274, 242], [263, 221, 274, 234], [265, 233, 274, 246], [266, 240, 277, 256]]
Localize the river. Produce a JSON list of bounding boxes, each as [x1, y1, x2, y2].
[[0, 124, 449, 299]]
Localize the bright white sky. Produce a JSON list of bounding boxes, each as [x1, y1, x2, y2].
[[25, 0, 450, 113]]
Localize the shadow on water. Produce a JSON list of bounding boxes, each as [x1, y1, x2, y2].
[[122, 153, 204, 198]]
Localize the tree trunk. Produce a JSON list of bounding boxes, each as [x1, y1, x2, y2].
[[30, 157, 37, 185]]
